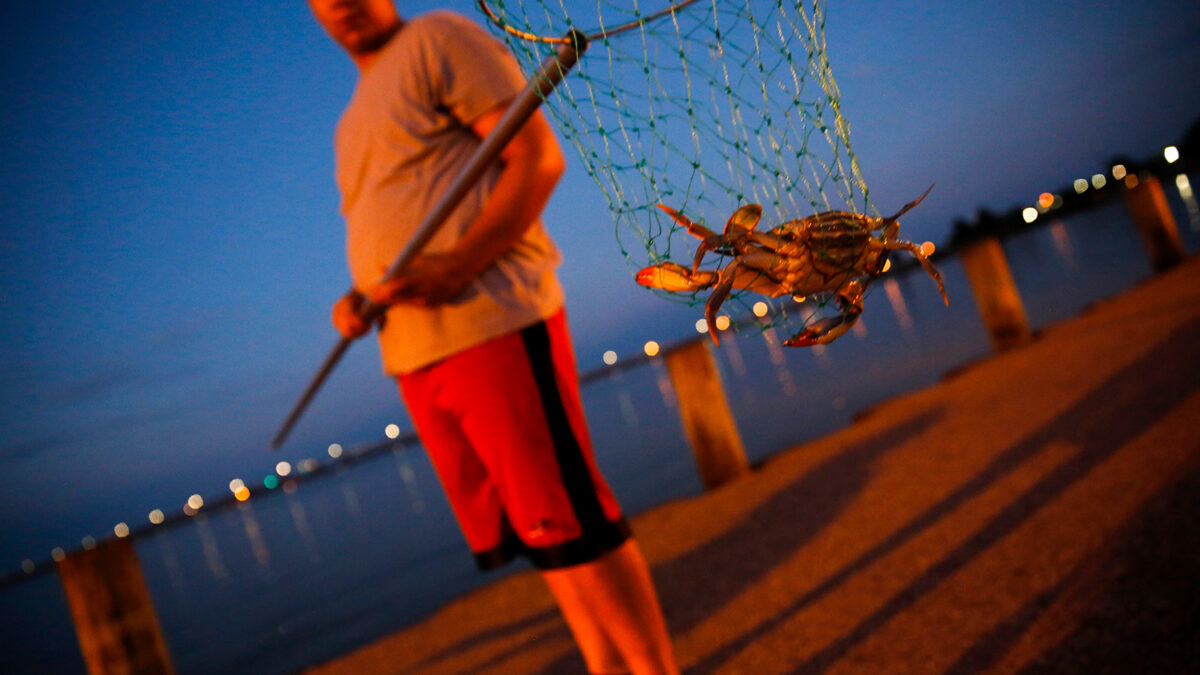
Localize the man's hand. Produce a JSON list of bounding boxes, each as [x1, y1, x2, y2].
[[331, 290, 371, 339], [368, 251, 479, 308]]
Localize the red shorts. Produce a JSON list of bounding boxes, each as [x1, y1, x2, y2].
[[398, 310, 629, 570]]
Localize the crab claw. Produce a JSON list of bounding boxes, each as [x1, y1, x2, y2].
[[783, 314, 859, 346], [783, 280, 865, 347], [636, 262, 718, 292]]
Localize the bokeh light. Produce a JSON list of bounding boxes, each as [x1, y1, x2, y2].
[[328, 443, 343, 459], [149, 509, 165, 525], [752, 301, 769, 317], [275, 461, 292, 477], [602, 350, 618, 365], [920, 241, 936, 257], [1038, 192, 1054, 209], [1125, 174, 1140, 189], [187, 494, 204, 510], [114, 522, 130, 538], [1091, 174, 1107, 189], [384, 424, 400, 439], [643, 340, 660, 357], [1177, 174, 1193, 198], [1073, 178, 1088, 194], [234, 486, 251, 502], [1164, 145, 1180, 163], [714, 315, 732, 331], [51, 548, 65, 562], [1112, 164, 1127, 180], [1022, 207, 1038, 223], [228, 478, 245, 493], [694, 318, 707, 333], [299, 458, 319, 474], [264, 475, 280, 489], [21, 559, 35, 574], [81, 536, 96, 550]]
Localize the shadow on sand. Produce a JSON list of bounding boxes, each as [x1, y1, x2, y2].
[[411, 311, 1200, 674]]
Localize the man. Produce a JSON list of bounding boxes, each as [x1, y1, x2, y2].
[[306, 1, 678, 672]]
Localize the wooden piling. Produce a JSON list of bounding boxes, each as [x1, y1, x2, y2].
[[1124, 174, 1185, 272], [960, 236, 1032, 352], [663, 340, 749, 489], [57, 538, 174, 675]]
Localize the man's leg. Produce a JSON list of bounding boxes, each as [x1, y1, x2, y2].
[[542, 538, 678, 675], [401, 314, 677, 672]]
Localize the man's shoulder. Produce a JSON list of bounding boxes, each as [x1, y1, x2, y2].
[[375, 11, 485, 73], [406, 10, 490, 41]]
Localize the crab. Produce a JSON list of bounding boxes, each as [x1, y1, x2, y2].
[[636, 185, 948, 347]]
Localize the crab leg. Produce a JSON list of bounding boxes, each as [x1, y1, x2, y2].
[[729, 265, 788, 296], [657, 204, 727, 274], [883, 184, 935, 222], [724, 203, 762, 235], [657, 203, 717, 238], [885, 239, 949, 305], [704, 261, 743, 347]]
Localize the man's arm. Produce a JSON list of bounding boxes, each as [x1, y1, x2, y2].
[[367, 103, 566, 308]]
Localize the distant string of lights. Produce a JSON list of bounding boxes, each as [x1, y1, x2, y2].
[[1021, 145, 1183, 225], [4, 429, 421, 585]]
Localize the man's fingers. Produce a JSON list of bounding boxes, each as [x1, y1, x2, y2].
[[369, 277, 414, 305], [331, 293, 372, 338], [334, 311, 369, 338]]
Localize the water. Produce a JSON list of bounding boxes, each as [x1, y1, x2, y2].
[[4, 181, 1198, 674]]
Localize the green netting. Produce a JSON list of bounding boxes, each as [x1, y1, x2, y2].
[[480, 0, 879, 337]]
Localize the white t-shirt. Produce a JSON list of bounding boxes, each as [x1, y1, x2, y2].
[[334, 11, 564, 374]]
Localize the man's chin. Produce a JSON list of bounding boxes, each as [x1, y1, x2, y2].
[[342, 24, 398, 55]]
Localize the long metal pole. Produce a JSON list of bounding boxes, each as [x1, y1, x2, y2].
[[272, 30, 588, 450]]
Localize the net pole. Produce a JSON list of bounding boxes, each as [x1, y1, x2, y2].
[[271, 30, 589, 450]]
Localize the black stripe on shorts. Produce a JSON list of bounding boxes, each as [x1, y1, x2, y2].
[[514, 320, 629, 570]]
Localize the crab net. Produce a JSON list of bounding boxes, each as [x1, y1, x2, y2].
[[478, 0, 875, 338]]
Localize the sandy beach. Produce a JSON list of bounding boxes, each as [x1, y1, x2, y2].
[[309, 254, 1200, 674]]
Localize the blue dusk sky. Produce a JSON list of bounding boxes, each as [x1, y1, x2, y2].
[[2, 1, 1198, 566]]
